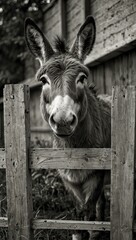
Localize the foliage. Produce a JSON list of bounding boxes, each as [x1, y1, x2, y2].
[[0, 0, 48, 87], [32, 169, 76, 240], [0, 170, 7, 240]]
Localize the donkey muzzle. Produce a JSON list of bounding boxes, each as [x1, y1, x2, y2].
[[49, 112, 78, 137]]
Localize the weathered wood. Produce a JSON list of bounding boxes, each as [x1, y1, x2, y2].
[[31, 126, 51, 133], [111, 86, 135, 240], [81, 0, 91, 21], [2, 217, 136, 232], [0, 148, 111, 170], [0, 148, 5, 168], [30, 148, 111, 170], [0, 217, 8, 228], [4, 84, 33, 240], [85, 41, 136, 67], [85, 0, 136, 66], [92, 65, 106, 94], [89, 49, 136, 97], [59, 0, 67, 39], [32, 219, 110, 231]]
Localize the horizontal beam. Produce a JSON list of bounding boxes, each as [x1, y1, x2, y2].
[[85, 38, 136, 67], [30, 148, 111, 170], [1, 217, 136, 232], [0, 148, 111, 170], [32, 219, 110, 231], [0, 149, 5, 169], [31, 127, 51, 133], [0, 217, 8, 228]]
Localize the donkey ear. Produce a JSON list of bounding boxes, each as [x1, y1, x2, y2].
[[70, 16, 96, 61], [25, 18, 54, 65]]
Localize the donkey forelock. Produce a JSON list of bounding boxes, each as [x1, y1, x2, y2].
[[53, 36, 69, 54]]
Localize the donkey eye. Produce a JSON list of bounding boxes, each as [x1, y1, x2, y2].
[[40, 76, 49, 85], [77, 74, 87, 84]]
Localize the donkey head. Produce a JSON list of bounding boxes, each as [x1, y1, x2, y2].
[[25, 16, 96, 138]]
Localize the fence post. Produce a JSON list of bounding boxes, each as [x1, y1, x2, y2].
[[4, 84, 33, 240], [111, 85, 135, 240]]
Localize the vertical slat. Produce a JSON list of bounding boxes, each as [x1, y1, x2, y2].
[[59, 0, 67, 39], [111, 85, 135, 240], [4, 84, 33, 240], [81, 0, 91, 21]]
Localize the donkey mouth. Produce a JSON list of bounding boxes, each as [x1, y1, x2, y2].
[[54, 131, 74, 138]]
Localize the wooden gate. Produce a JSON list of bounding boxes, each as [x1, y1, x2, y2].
[[0, 84, 135, 240]]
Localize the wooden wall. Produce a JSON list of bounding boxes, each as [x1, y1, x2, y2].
[[66, 0, 84, 44], [43, 0, 61, 42], [89, 49, 136, 96]]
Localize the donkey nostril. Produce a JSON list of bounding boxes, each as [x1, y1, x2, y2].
[[50, 114, 56, 126], [70, 114, 77, 126]]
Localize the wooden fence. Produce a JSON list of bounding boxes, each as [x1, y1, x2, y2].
[[0, 84, 135, 240]]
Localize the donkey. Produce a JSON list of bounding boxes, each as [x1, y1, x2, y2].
[[25, 16, 111, 240]]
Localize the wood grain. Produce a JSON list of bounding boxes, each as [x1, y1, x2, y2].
[[0, 217, 8, 228], [0, 148, 5, 168], [4, 84, 33, 240], [59, 0, 67, 39], [2, 217, 136, 232], [32, 219, 110, 231], [30, 148, 111, 170], [0, 148, 111, 170], [111, 85, 135, 240]]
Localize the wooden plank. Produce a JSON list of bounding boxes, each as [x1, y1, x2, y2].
[[85, 40, 136, 67], [0, 147, 112, 170], [32, 219, 110, 231], [2, 217, 136, 232], [0, 148, 5, 168], [111, 86, 135, 240], [4, 84, 33, 240], [0, 217, 8, 228], [81, 0, 91, 21], [59, 0, 67, 39], [0, 97, 3, 104], [92, 65, 106, 94], [1, 217, 136, 231], [104, 60, 113, 95], [30, 148, 111, 170], [90, 50, 136, 96], [133, 222, 136, 232], [31, 126, 51, 133]]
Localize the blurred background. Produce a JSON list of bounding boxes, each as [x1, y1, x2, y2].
[[0, 0, 136, 239]]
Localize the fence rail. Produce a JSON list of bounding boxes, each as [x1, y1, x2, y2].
[[0, 84, 135, 240], [0, 148, 111, 170]]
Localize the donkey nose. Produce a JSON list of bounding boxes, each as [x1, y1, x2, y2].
[[49, 112, 77, 130], [70, 114, 77, 127]]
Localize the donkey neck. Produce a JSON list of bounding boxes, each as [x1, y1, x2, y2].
[[53, 92, 111, 148]]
